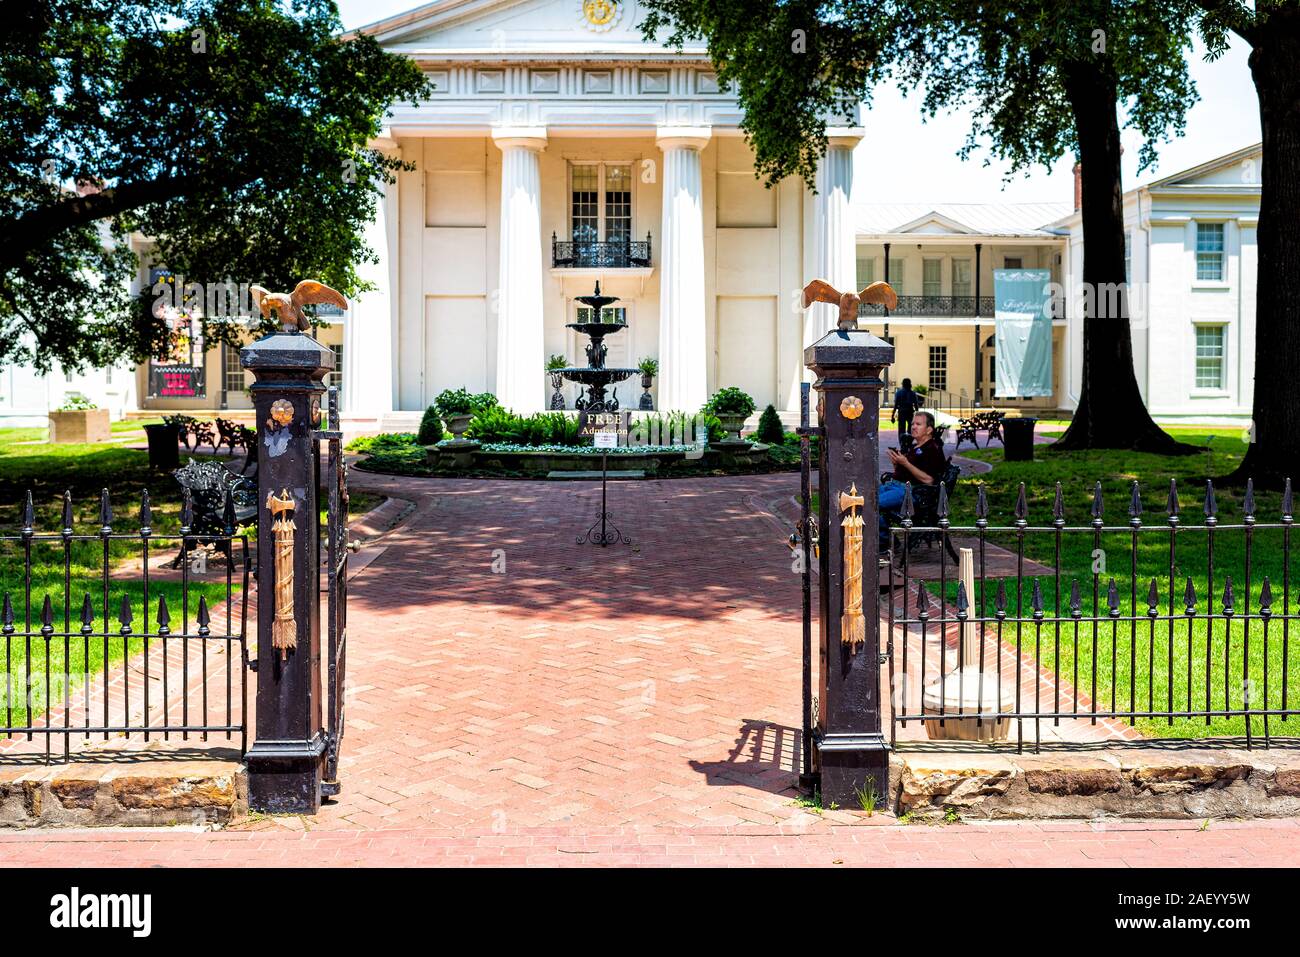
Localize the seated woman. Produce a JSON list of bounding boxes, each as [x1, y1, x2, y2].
[[879, 411, 948, 538]]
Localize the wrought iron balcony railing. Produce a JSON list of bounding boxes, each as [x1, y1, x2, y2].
[[552, 232, 652, 269], [858, 294, 1066, 320]]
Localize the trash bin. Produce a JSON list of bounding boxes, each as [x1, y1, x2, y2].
[[1001, 416, 1037, 461], [143, 422, 181, 472]]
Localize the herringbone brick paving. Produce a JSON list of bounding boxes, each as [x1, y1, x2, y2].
[[303, 472, 813, 830]]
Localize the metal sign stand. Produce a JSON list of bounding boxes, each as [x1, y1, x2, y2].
[[578, 414, 630, 547]]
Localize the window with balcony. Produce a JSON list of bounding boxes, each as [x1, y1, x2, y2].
[[888, 258, 904, 291], [922, 259, 942, 298], [1195, 325, 1225, 389], [856, 256, 875, 289], [952, 259, 972, 297], [928, 345, 948, 392], [554, 163, 648, 268], [1197, 223, 1225, 281]]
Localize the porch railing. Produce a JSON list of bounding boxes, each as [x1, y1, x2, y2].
[[552, 232, 652, 268], [860, 295, 1066, 319]]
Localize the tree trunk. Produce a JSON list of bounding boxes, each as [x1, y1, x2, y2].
[[1220, 9, 1300, 490], [1053, 61, 1196, 455]]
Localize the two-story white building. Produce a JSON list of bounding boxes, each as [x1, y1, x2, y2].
[[1056, 143, 1261, 425]]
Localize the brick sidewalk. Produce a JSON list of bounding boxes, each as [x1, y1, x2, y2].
[[2, 819, 1296, 867], [301, 472, 810, 830]]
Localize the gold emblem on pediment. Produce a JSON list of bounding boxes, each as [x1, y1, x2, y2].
[[581, 0, 621, 30]]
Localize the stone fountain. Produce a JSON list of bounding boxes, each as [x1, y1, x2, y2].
[[558, 282, 639, 413]]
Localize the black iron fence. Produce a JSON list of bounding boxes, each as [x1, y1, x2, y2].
[[1, 488, 249, 762], [883, 478, 1299, 751]]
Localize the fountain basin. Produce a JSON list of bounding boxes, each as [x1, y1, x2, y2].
[[564, 321, 627, 338], [559, 367, 638, 385]]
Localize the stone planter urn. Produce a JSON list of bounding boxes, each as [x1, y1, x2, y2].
[[711, 413, 750, 448], [639, 374, 654, 411], [49, 408, 110, 444], [444, 413, 474, 444]]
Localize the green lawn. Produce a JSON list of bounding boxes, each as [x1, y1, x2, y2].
[[0, 428, 378, 730], [946, 427, 1297, 740]]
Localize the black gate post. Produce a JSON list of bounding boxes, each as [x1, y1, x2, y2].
[[806, 325, 894, 806], [241, 329, 334, 813]]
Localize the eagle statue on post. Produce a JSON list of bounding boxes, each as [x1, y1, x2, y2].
[[802, 279, 898, 331], [249, 280, 349, 333]]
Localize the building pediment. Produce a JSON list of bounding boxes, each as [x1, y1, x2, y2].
[[894, 211, 975, 235], [354, 0, 701, 57], [1148, 144, 1263, 190]]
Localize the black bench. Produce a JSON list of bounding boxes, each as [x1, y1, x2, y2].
[[163, 414, 218, 454], [169, 458, 257, 567], [215, 417, 257, 473], [880, 460, 961, 562], [953, 411, 1005, 451]]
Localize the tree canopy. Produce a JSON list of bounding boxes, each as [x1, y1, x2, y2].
[[0, 0, 430, 371]]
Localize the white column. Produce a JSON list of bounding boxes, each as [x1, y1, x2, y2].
[[808, 130, 862, 341], [343, 140, 398, 418], [492, 128, 547, 413], [656, 127, 710, 412]]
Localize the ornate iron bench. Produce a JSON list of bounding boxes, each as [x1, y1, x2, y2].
[[953, 410, 1006, 451], [168, 458, 257, 567], [163, 414, 218, 454], [215, 416, 257, 471]]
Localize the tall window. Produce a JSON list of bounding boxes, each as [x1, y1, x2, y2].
[[856, 256, 875, 289], [922, 259, 942, 298], [928, 345, 948, 392], [887, 258, 904, 292], [1124, 233, 1132, 284], [223, 343, 245, 396], [1004, 257, 1023, 269], [570, 163, 632, 245], [1195, 326, 1225, 389], [952, 259, 972, 297], [330, 342, 344, 394], [1197, 223, 1225, 281]]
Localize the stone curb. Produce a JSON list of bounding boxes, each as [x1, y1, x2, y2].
[[892, 746, 1300, 820], [0, 760, 247, 828]]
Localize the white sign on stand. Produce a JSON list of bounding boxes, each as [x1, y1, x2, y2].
[[594, 430, 618, 449]]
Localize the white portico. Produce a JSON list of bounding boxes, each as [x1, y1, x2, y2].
[[343, 0, 861, 421]]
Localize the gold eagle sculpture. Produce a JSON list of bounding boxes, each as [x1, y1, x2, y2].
[[249, 280, 349, 333], [802, 279, 898, 331]]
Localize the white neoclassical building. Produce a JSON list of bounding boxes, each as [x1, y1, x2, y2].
[[339, 0, 862, 425], [1057, 142, 1262, 424]]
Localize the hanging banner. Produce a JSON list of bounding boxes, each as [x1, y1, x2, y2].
[[993, 269, 1053, 398]]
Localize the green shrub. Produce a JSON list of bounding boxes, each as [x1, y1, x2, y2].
[[345, 432, 418, 454], [637, 356, 659, 378], [56, 393, 98, 411], [434, 388, 498, 419], [465, 408, 583, 446], [546, 354, 567, 371], [756, 404, 784, 444], [629, 411, 724, 445], [417, 406, 443, 444], [703, 386, 756, 418], [914, 383, 929, 396]]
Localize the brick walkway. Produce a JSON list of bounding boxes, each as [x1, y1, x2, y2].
[[2, 819, 1296, 867], [303, 471, 809, 830], [7, 470, 1299, 865]]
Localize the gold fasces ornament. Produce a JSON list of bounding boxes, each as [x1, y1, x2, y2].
[[839, 483, 866, 654], [267, 488, 297, 660], [802, 279, 899, 331]]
